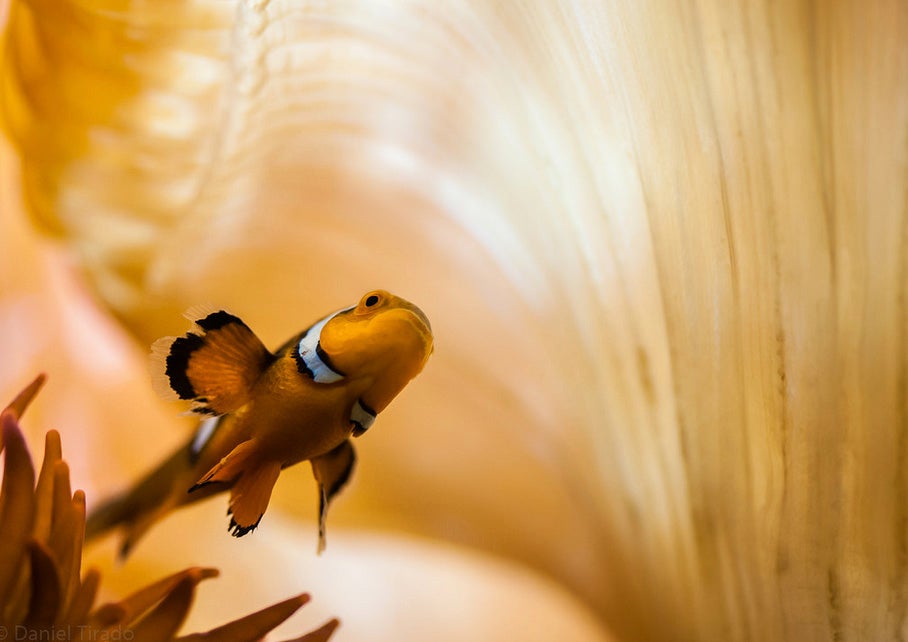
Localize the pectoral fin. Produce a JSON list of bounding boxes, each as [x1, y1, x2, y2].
[[310, 440, 356, 554], [152, 308, 273, 416]]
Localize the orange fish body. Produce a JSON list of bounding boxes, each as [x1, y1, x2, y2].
[[86, 290, 433, 556]]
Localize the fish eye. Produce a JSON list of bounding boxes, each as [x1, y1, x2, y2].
[[359, 292, 383, 310]]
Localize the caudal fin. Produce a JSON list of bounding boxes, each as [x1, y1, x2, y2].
[[85, 440, 223, 558], [84, 489, 160, 559]]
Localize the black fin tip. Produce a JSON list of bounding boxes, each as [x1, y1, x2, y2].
[[165, 333, 205, 400], [228, 513, 262, 537], [197, 310, 247, 331]]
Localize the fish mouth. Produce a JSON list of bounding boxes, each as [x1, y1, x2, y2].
[[371, 302, 434, 356], [406, 303, 432, 336], [387, 305, 432, 339]]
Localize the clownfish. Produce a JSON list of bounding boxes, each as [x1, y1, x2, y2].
[[85, 290, 433, 557]]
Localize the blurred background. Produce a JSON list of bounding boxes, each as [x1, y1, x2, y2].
[[2, 1, 907, 641]]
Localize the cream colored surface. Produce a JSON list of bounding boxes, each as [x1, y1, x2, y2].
[[3, 1, 908, 641], [0, 138, 612, 641], [86, 504, 609, 642]]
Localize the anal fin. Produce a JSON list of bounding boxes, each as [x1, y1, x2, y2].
[[310, 440, 356, 554]]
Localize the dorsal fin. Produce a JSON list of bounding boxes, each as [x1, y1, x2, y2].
[[151, 308, 273, 416]]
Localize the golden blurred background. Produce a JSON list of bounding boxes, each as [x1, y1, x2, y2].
[[2, 1, 907, 641]]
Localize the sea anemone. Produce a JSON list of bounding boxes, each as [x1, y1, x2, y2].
[[0, 374, 339, 641], [3, 1, 906, 641]]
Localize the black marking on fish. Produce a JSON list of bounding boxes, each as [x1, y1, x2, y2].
[[166, 333, 205, 399], [351, 399, 376, 437], [358, 399, 376, 417], [196, 310, 247, 331], [329, 450, 356, 499], [316, 342, 346, 378], [227, 509, 262, 537], [191, 407, 218, 416], [293, 343, 315, 378]]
